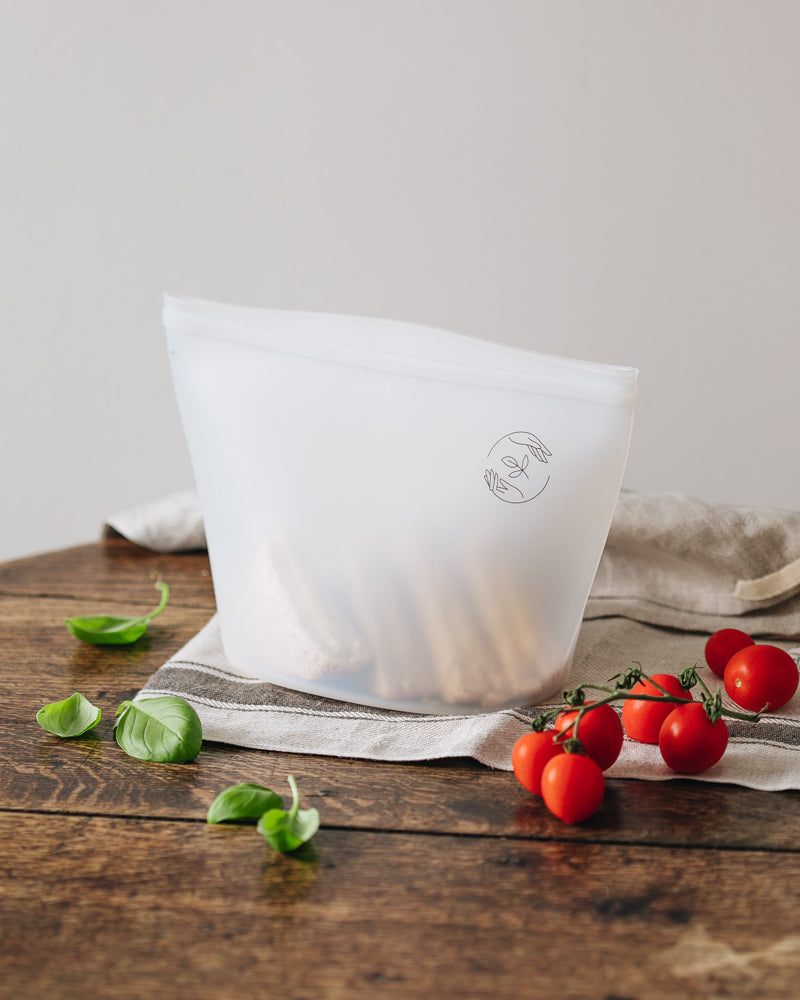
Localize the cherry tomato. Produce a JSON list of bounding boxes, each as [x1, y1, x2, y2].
[[658, 702, 729, 774], [554, 702, 623, 771], [723, 643, 799, 712], [704, 628, 755, 679], [511, 730, 564, 795], [540, 753, 605, 824], [621, 674, 693, 744]]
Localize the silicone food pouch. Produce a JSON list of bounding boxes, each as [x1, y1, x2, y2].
[[165, 296, 637, 713]]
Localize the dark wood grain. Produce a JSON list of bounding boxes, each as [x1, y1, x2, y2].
[[6, 720, 800, 849], [1, 812, 798, 1000], [0, 539, 215, 604]]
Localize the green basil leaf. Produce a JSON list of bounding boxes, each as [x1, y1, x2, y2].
[[256, 775, 319, 852], [257, 809, 302, 852], [287, 804, 321, 843], [36, 692, 101, 738], [207, 783, 283, 824], [65, 580, 169, 645], [114, 695, 202, 763]]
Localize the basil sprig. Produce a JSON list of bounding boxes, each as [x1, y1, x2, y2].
[[257, 775, 320, 852], [36, 692, 102, 738], [65, 580, 169, 645], [208, 776, 320, 852], [114, 695, 202, 763], [206, 783, 283, 824]]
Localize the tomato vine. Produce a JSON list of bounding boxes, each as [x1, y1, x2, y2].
[[513, 654, 768, 825]]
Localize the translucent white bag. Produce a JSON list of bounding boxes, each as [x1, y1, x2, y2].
[[164, 296, 637, 713]]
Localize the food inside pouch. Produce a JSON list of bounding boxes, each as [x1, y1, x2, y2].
[[247, 532, 564, 710]]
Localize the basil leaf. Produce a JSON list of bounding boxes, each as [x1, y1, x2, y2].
[[36, 692, 101, 738], [256, 775, 319, 852], [207, 783, 283, 824], [257, 809, 304, 852], [65, 580, 169, 645], [114, 695, 202, 763]]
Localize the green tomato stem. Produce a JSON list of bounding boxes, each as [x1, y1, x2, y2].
[[539, 675, 763, 744]]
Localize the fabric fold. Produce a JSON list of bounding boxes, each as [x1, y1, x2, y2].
[[590, 491, 800, 623], [105, 490, 206, 553]]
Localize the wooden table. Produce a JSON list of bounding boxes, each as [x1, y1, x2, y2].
[[2, 539, 799, 999]]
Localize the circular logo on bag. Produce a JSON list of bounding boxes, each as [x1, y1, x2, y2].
[[484, 431, 551, 503]]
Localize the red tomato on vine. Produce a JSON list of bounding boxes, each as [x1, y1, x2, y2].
[[621, 674, 693, 744], [723, 643, 799, 712], [511, 730, 564, 796], [554, 703, 623, 771], [704, 628, 754, 679], [658, 702, 729, 774], [540, 753, 605, 824]]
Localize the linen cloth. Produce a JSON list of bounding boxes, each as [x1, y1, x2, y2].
[[106, 490, 800, 790]]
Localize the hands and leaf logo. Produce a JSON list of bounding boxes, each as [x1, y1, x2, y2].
[[484, 431, 551, 503]]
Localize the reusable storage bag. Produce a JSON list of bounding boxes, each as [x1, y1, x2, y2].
[[164, 296, 638, 713]]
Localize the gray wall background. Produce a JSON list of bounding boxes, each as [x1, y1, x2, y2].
[[3, 1, 799, 563]]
